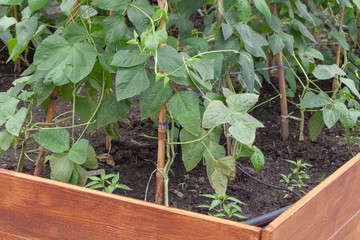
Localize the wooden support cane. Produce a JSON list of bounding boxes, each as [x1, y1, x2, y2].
[[270, 3, 289, 140]]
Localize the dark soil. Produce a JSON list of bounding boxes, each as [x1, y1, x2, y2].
[[0, 43, 358, 222]]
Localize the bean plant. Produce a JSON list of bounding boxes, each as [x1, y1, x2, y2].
[[0, 0, 359, 204]]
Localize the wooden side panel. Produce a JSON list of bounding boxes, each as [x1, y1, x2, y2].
[[0, 169, 261, 240], [262, 153, 360, 240]]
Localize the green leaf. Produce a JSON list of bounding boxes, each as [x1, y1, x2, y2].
[[139, 77, 173, 120], [68, 139, 89, 164], [32, 78, 54, 106], [68, 168, 79, 185], [236, 0, 251, 23], [217, 156, 235, 179], [323, 107, 340, 128], [102, 15, 127, 50], [0, 0, 24, 5], [0, 97, 19, 126], [182, 37, 209, 53], [97, 92, 130, 127], [33, 128, 70, 153], [74, 95, 98, 123], [301, 92, 332, 108], [295, 0, 315, 27], [29, 0, 48, 12], [312, 64, 346, 80], [292, 19, 315, 42], [0, 129, 13, 151], [211, 169, 228, 195], [221, 23, 234, 41], [203, 141, 226, 188], [253, 0, 271, 20], [168, 91, 201, 136], [0, 15, 17, 32], [279, 32, 294, 54], [157, 45, 187, 77], [191, 58, 214, 81], [235, 24, 268, 58], [330, 28, 349, 51], [92, 0, 130, 11], [202, 100, 232, 128], [115, 66, 150, 101], [83, 145, 98, 169], [111, 50, 148, 68], [268, 34, 285, 55], [60, 0, 76, 15], [34, 35, 97, 85], [265, 14, 283, 33], [177, 0, 206, 16], [340, 109, 360, 129], [49, 153, 74, 183], [61, 23, 88, 44], [308, 110, 324, 141], [180, 129, 206, 171], [5, 107, 27, 136], [127, 0, 154, 32], [229, 121, 256, 147], [226, 93, 259, 113], [340, 78, 360, 99], [250, 146, 264, 172], [238, 52, 257, 92]]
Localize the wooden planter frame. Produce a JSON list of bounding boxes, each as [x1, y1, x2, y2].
[[1, 153, 360, 239]]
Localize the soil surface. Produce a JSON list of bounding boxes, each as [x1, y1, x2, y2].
[[0, 42, 358, 222]]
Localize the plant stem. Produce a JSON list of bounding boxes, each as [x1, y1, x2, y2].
[[17, 136, 28, 172]]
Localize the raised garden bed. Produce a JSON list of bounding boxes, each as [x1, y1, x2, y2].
[[1, 153, 360, 239]]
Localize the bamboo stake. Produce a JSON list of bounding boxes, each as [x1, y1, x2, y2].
[[332, 7, 345, 100], [34, 1, 80, 176], [270, 3, 289, 140], [217, 0, 232, 155], [155, 0, 167, 205], [105, 10, 114, 150], [14, 5, 20, 72]]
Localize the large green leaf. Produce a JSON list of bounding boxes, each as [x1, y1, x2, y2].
[[279, 32, 294, 54], [229, 121, 256, 147], [236, 0, 251, 23], [295, 0, 315, 27], [308, 110, 324, 141], [0, 98, 19, 126], [127, 0, 154, 32], [34, 35, 97, 85], [253, 0, 271, 20], [312, 64, 346, 80], [74, 95, 98, 123], [268, 33, 285, 55], [8, 15, 38, 61], [29, 0, 48, 12], [75, 165, 88, 186], [330, 28, 349, 51], [340, 78, 360, 99], [180, 129, 207, 171], [97, 92, 130, 127], [5, 107, 27, 136], [211, 169, 228, 195], [102, 15, 127, 50], [0, 15, 17, 32], [139, 77, 173, 120], [157, 45, 187, 77], [217, 156, 235, 179], [227, 94, 258, 114], [292, 19, 315, 42], [323, 107, 340, 128], [115, 66, 150, 101], [68, 139, 89, 164], [301, 92, 332, 108], [111, 50, 148, 67], [33, 128, 70, 153], [49, 153, 74, 183], [32, 79, 54, 106], [202, 100, 232, 128], [61, 23, 88, 44], [203, 141, 226, 187], [168, 91, 201, 136], [235, 24, 268, 58], [340, 109, 360, 129], [92, 0, 130, 11]]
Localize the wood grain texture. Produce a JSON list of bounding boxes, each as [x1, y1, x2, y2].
[[262, 153, 360, 240], [0, 169, 261, 240]]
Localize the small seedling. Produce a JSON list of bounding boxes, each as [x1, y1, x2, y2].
[[197, 193, 247, 220], [85, 172, 132, 194], [280, 159, 312, 195]]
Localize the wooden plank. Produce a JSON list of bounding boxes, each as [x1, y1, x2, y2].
[[262, 153, 360, 240], [330, 209, 360, 240], [0, 169, 261, 240]]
